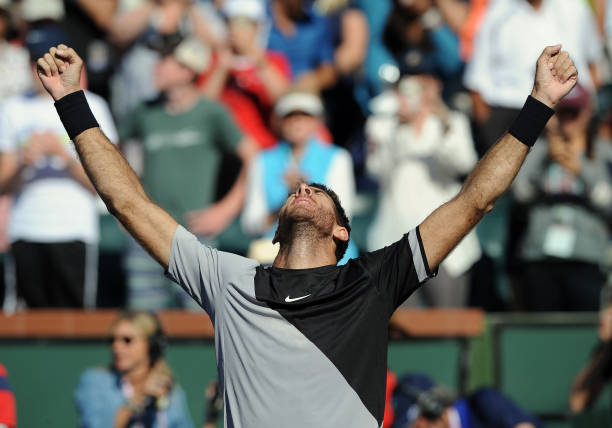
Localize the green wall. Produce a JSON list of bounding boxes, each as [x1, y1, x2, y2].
[[2, 338, 463, 428]]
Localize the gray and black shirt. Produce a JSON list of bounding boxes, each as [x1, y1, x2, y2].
[[166, 225, 434, 428]]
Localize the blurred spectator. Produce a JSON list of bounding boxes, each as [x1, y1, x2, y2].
[[202, 380, 222, 428], [201, 0, 291, 149], [316, 0, 369, 148], [464, 0, 603, 156], [62, 0, 118, 99], [242, 91, 358, 264], [0, 0, 31, 100], [120, 37, 256, 309], [570, 301, 612, 413], [0, 29, 118, 311], [108, 0, 224, 120], [74, 311, 194, 427], [268, 0, 337, 92], [366, 75, 480, 307], [435, 0, 489, 61], [392, 373, 543, 428], [0, 363, 15, 428], [383, 0, 464, 98], [511, 84, 612, 311]]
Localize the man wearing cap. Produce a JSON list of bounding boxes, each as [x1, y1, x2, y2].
[[511, 83, 612, 311], [0, 33, 117, 310], [202, 0, 291, 149], [119, 37, 256, 310], [242, 91, 358, 263], [36, 42, 576, 427]]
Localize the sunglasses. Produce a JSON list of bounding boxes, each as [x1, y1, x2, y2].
[[110, 335, 136, 345]]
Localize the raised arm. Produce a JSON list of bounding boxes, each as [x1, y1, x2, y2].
[[36, 45, 177, 269], [419, 45, 577, 271]]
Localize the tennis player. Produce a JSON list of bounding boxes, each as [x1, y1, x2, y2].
[[36, 43, 576, 428]]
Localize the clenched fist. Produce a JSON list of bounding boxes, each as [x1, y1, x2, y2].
[[36, 44, 83, 102], [531, 45, 578, 108]]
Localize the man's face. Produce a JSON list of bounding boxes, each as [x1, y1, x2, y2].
[[228, 17, 259, 54], [281, 112, 319, 146], [154, 55, 194, 91], [275, 183, 339, 243]]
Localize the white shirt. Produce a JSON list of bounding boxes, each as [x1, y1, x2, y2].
[[0, 42, 32, 102], [0, 91, 118, 244], [464, 0, 602, 108], [366, 110, 481, 277]]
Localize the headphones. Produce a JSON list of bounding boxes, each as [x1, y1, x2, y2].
[[147, 313, 167, 365]]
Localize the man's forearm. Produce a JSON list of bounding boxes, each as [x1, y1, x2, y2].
[[457, 133, 529, 221], [73, 127, 149, 215]]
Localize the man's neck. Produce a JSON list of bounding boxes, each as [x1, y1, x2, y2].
[[273, 224, 337, 269], [164, 84, 199, 114]]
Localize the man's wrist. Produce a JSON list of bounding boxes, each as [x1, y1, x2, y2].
[[530, 87, 555, 109], [54, 90, 99, 140], [508, 95, 555, 147]]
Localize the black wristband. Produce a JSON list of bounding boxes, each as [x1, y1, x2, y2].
[[508, 95, 555, 147], [54, 90, 99, 140]]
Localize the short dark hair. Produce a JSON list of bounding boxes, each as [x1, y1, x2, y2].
[[309, 182, 351, 262]]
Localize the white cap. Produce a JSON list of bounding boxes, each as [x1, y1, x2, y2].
[[21, 0, 65, 22], [223, 0, 266, 22], [275, 92, 324, 118], [173, 37, 211, 74]]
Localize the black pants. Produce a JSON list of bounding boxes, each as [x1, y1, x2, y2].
[[9, 241, 87, 308], [521, 261, 605, 311]]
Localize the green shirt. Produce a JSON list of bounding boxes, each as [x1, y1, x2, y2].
[[120, 97, 242, 223]]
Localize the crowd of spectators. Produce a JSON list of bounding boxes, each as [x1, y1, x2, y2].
[[0, 0, 610, 313]]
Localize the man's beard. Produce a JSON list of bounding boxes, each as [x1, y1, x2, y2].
[[275, 208, 335, 246]]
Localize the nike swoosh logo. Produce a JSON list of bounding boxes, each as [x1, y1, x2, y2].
[[284, 294, 311, 303]]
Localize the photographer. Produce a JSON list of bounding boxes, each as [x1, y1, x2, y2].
[[74, 311, 193, 428], [393, 373, 542, 428], [366, 74, 480, 307]]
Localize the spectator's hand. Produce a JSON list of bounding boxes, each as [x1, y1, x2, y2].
[[599, 306, 612, 342], [36, 45, 83, 102], [531, 45, 578, 109], [284, 169, 307, 192], [142, 362, 172, 400], [21, 135, 48, 166], [39, 132, 70, 159], [185, 203, 232, 238]]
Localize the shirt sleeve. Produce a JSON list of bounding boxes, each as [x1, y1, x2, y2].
[[463, 5, 495, 94], [74, 369, 118, 428], [0, 100, 17, 153], [164, 225, 226, 318], [241, 155, 270, 236], [326, 148, 355, 219], [359, 227, 436, 314], [213, 102, 243, 154], [118, 103, 143, 141], [316, 15, 335, 66]]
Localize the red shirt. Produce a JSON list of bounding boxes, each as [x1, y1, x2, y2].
[[200, 51, 291, 149], [0, 363, 16, 428]]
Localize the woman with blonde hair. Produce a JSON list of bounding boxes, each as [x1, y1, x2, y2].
[[75, 311, 193, 428]]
